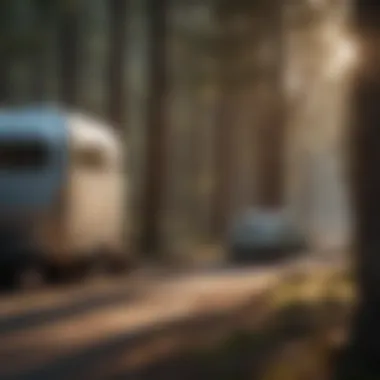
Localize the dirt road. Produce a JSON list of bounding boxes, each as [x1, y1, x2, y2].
[[0, 255, 343, 380]]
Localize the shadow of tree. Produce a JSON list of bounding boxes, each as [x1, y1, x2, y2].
[[3, 268, 352, 380], [0, 285, 145, 336], [119, 300, 350, 380], [8, 289, 350, 380]]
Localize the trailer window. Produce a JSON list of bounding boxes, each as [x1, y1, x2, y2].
[[74, 146, 108, 170], [0, 140, 49, 170]]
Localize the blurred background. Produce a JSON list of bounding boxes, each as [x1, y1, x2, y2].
[[0, 0, 357, 261], [0, 0, 370, 379]]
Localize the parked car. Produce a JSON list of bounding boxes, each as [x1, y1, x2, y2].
[[228, 208, 308, 263]]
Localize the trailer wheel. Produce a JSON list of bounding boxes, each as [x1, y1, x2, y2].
[[13, 263, 46, 291], [107, 252, 136, 276], [86, 254, 109, 280]]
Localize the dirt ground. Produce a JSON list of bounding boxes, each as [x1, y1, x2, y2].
[[111, 267, 353, 380], [0, 256, 346, 380]]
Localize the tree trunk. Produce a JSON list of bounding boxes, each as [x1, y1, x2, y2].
[[334, 2, 380, 379], [106, 0, 128, 129], [31, 47, 46, 102], [0, 58, 10, 105], [255, 0, 286, 208], [58, 3, 80, 107], [210, 5, 236, 240], [140, 0, 168, 256], [188, 94, 205, 236], [211, 83, 235, 239]]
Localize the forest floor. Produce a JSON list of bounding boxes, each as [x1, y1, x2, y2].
[[0, 254, 348, 380], [122, 265, 354, 380]]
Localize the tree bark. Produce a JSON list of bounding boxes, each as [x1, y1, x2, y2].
[[140, 0, 168, 256], [334, 2, 380, 378], [106, 0, 128, 129]]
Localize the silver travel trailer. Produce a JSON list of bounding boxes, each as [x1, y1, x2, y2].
[[0, 106, 130, 288]]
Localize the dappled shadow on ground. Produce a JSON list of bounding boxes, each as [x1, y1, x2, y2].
[[107, 270, 352, 380], [0, 263, 349, 380], [0, 285, 144, 336], [7, 295, 267, 380], [7, 275, 351, 380], [116, 301, 350, 380]]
